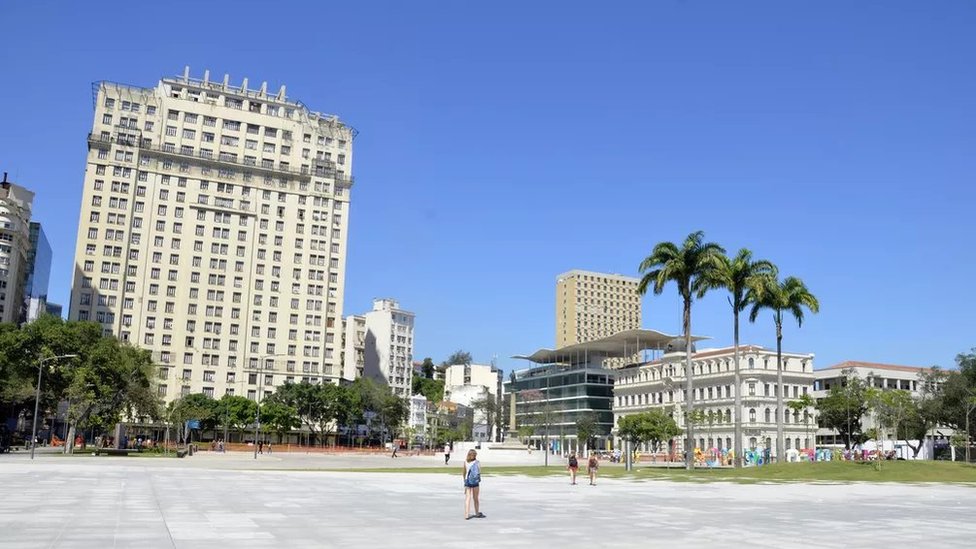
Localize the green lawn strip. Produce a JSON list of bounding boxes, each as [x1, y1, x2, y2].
[[52, 451, 179, 458], [285, 461, 976, 484]]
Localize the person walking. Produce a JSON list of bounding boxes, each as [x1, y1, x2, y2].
[[391, 443, 399, 458], [463, 449, 485, 520], [567, 453, 579, 485], [258, 440, 264, 454], [444, 443, 451, 465], [587, 452, 599, 486]]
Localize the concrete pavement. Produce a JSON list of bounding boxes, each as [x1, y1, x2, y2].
[[1, 453, 974, 548]]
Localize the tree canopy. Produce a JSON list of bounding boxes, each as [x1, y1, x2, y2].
[[617, 409, 682, 453], [816, 369, 869, 449]]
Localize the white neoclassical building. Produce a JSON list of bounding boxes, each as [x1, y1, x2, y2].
[[613, 345, 817, 457]]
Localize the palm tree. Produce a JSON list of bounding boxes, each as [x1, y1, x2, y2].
[[749, 275, 819, 462], [707, 249, 775, 468], [638, 230, 725, 470]]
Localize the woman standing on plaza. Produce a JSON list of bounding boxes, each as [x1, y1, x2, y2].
[[463, 449, 485, 520]]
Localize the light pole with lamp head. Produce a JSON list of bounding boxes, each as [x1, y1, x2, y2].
[[30, 354, 79, 460], [253, 353, 283, 459]]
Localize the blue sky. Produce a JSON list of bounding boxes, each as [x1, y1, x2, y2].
[[1, 1, 974, 374]]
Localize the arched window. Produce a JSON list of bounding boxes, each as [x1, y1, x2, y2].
[[748, 357, 755, 369], [784, 410, 790, 424], [786, 438, 792, 450], [699, 437, 705, 450], [764, 408, 771, 423], [726, 437, 732, 450], [749, 437, 757, 449], [725, 409, 732, 422], [749, 409, 756, 423], [795, 437, 801, 450], [765, 437, 772, 449]]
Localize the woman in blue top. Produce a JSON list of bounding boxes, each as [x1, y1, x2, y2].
[[463, 449, 485, 520]]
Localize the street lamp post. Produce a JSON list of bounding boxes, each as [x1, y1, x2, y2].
[[253, 354, 282, 459], [965, 392, 976, 464], [30, 354, 78, 460]]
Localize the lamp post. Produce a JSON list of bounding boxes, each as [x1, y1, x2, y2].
[[965, 392, 976, 464], [253, 354, 283, 459], [30, 354, 78, 460]]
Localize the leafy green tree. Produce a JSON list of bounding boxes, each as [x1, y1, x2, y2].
[[214, 394, 257, 441], [168, 393, 216, 444], [260, 400, 301, 443], [516, 425, 534, 444], [65, 339, 158, 451], [412, 376, 444, 403], [932, 351, 976, 447], [816, 369, 868, 449], [379, 393, 409, 443], [471, 390, 499, 442], [618, 409, 682, 457], [271, 381, 342, 446], [442, 350, 473, 367], [749, 274, 819, 460], [420, 357, 436, 379], [706, 248, 775, 467], [638, 230, 725, 470], [866, 388, 915, 467], [575, 413, 598, 452]]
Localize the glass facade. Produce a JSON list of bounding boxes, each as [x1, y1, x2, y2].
[[505, 363, 615, 442], [22, 222, 51, 322]]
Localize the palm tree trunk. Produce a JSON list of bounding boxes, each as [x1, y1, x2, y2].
[[684, 297, 695, 471], [733, 309, 742, 468], [776, 319, 784, 462]]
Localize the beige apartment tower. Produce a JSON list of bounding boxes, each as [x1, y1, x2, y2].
[[69, 68, 355, 403], [556, 270, 642, 367]]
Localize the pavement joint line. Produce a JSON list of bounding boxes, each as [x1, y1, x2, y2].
[[147, 465, 179, 548]]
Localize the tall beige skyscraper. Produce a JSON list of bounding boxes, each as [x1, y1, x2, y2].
[[556, 270, 642, 367], [69, 68, 355, 403]]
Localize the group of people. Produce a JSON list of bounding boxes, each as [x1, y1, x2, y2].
[[209, 439, 226, 453], [566, 452, 600, 485]]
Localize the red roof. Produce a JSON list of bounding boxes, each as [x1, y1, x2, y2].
[[820, 360, 934, 374]]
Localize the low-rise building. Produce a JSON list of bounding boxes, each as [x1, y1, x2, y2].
[[814, 361, 949, 453], [507, 329, 688, 455], [615, 345, 816, 457], [443, 362, 503, 441]]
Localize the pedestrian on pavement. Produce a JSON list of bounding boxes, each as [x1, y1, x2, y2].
[[463, 449, 484, 520], [268, 441, 273, 454], [444, 443, 451, 465], [258, 440, 264, 454], [567, 453, 579, 485], [391, 444, 399, 458], [587, 452, 599, 486]]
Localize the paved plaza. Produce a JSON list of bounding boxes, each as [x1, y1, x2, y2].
[[1, 452, 975, 548]]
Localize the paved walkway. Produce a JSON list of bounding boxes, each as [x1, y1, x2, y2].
[[2, 454, 974, 548]]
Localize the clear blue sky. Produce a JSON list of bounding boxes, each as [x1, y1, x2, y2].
[[2, 1, 974, 375]]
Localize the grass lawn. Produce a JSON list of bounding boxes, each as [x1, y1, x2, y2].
[[328, 461, 976, 484], [54, 450, 180, 458]]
